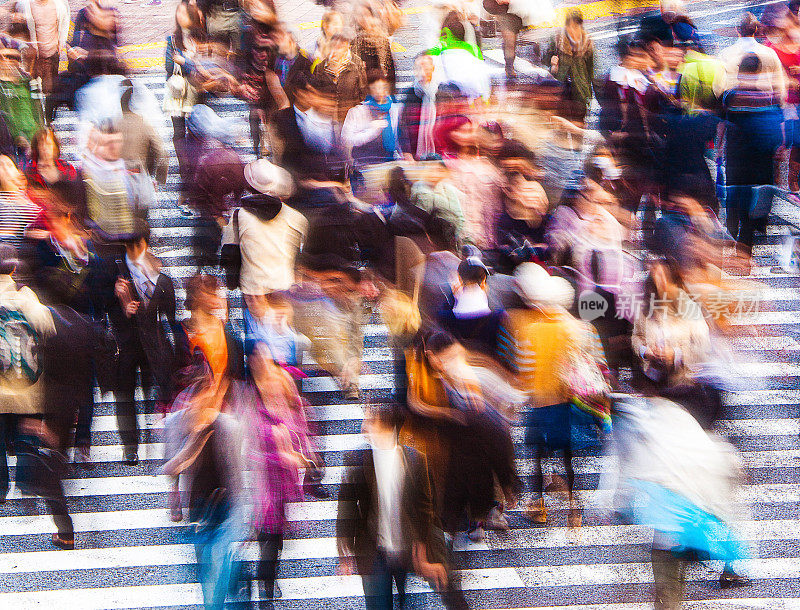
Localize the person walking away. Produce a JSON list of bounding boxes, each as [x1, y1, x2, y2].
[[497, 263, 609, 528], [721, 53, 783, 268], [0, 244, 57, 521], [220, 160, 307, 301], [716, 12, 787, 105], [119, 82, 168, 188]]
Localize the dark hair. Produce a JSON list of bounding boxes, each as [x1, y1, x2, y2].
[[583, 158, 605, 185], [424, 329, 458, 355], [30, 128, 60, 164], [173, 1, 205, 52], [120, 79, 133, 112], [738, 12, 760, 37], [386, 166, 411, 206], [185, 273, 219, 311], [123, 219, 151, 246], [616, 35, 647, 58], [457, 257, 489, 285], [96, 117, 121, 135], [366, 68, 388, 85], [739, 52, 761, 75], [641, 258, 686, 316], [366, 402, 405, 432]]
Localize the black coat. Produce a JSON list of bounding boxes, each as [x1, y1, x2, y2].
[[336, 444, 446, 575], [42, 305, 118, 414], [108, 257, 177, 387]]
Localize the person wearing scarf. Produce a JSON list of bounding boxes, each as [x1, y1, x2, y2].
[[342, 70, 401, 167], [399, 53, 440, 160], [544, 9, 595, 122]]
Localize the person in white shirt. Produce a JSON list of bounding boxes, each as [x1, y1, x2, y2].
[[337, 403, 465, 609], [716, 12, 788, 105]]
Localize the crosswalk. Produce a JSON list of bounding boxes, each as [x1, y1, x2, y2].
[[0, 69, 798, 609]]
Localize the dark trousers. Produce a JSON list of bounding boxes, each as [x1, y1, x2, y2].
[[362, 549, 409, 610], [172, 116, 189, 196], [257, 531, 283, 599], [115, 342, 155, 454], [726, 185, 755, 250], [75, 399, 93, 449], [16, 431, 73, 537], [0, 414, 16, 498], [249, 107, 263, 158], [726, 185, 773, 251]]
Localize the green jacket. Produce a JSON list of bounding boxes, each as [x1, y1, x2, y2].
[[0, 78, 43, 144], [679, 50, 725, 111], [544, 33, 595, 107]]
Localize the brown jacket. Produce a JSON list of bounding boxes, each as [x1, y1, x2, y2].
[[311, 56, 367, 123]]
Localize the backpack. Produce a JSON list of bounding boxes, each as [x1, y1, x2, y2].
[[0, 307, 42, 386]]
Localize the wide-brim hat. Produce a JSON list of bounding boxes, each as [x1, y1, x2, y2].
[[244, 159, 295, 199], [513, 262, 574, 309]]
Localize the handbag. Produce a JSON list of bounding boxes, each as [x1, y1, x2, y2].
[[379, 282, 421, 339], [560, 332, 612, 431], [166, 65, 187, 99], [219, 209, 241, 291], [163, 65, 191, 115]]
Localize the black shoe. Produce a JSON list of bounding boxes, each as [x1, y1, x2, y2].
[[265, 582, 282, 600], [719, 570, 750, 589], [123, 451, 139, 466], [52, 533, 75, 550]]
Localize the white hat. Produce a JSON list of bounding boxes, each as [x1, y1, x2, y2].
[[513, 262, 575, 309], [244, 159, 295, 199]]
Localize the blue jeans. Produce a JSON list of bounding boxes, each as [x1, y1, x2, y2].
[[725, 185, 775, 249], [362, 550, 409, 610], [192, 504, 246, 610]]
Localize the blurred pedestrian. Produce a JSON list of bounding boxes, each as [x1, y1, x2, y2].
[[544, 9, 595, 122]]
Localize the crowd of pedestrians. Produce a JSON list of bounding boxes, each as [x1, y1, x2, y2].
[[0, 0, 792, 607]]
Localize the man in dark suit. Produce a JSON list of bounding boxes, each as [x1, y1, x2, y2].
[[337, 404, 468, 610], [109, 220, 177, 465]]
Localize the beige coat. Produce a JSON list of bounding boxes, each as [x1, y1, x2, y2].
[[0, 274, 55, 414]]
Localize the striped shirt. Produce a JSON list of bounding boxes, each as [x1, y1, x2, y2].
[[0, 191, 40, 247]]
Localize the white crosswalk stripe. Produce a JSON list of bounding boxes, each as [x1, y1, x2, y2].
[[0, 64, 798, 610]]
